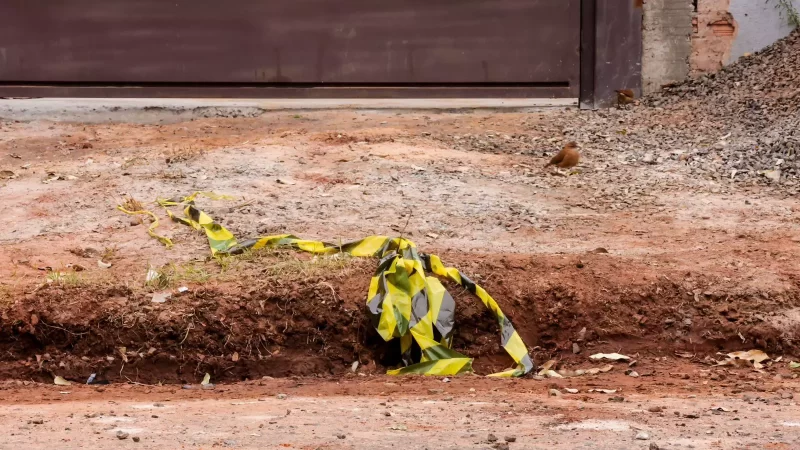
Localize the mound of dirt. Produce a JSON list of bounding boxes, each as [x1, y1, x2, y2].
[[646, 30, 800, 187]]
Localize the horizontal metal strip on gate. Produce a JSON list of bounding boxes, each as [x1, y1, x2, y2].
[[0, 81, 571, 88]]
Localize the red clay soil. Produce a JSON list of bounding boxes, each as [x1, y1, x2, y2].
[[2, 251, 797, 385], [1, 110, 799, 387]]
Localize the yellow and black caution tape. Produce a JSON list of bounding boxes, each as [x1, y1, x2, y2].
[[120, 192, 535, 377]]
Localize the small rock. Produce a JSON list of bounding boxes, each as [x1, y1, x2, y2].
[[132, 436, 140, 443], [504, 435, 517, 442], [428, 388, 443, 394], [635, 431, 651, 440], [609, 396, 625, 403], [336, 434, 346, 439], [549, 389, 562, 397], [116, 431, 129, 440], [761, 170, 781, 183], [642, 153, 656, 164], [572, 343, 581, 354], [647, 406, 664, 413], [492, 443, 510, 450], [201, 383, 215, 390], [626, 370, 640, 378], [151, 291, 171, 304], [779, 391, 794, 400], [276, 393, 288, 400], [30, 419, 44, 425], [649, 444, 660, 450], [487, 433, 498, 442]]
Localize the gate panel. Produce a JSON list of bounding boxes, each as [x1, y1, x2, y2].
[[0, 0, 580, 94]]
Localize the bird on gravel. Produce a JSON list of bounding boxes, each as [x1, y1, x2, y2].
[[544, 141, 580, 174], [616, 89, 636, 105]]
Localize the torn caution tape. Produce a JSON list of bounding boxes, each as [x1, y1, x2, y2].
[[119, 192, 535, 377]]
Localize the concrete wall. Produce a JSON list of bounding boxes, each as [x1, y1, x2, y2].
[[642, 0, 693, 94]]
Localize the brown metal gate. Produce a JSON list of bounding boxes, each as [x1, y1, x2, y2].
[[0, 0, 581, 98]]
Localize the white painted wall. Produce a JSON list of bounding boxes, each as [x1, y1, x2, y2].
[[729, 0, 799, 63]]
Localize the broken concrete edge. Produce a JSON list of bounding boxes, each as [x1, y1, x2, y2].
[[0, 98, 578, 124]]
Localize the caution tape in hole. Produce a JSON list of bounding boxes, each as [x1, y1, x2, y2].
[[119, 192, 535, 377]]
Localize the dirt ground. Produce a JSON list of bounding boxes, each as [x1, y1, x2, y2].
[[1, 372, 799, 450], [1, 108, 799, 449]]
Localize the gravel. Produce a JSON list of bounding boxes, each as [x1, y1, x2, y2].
[[427, 30, 800, 197], [644, 29, 800, 190]]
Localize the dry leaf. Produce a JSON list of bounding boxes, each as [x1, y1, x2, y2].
[[232, 352, 239, 362], [542, 370, 563, 379], [537, 359, 557, 376], [590, 353, 631, 361], [727, 350, 769, 363], [54, 376, 72, 386], [201, 373, 211, 386]]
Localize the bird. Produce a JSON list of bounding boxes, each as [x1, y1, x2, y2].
[[616, 89, 635, 105], [544, 141, 580, 173]]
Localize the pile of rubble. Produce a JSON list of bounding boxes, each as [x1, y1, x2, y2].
[[646, 29, 800, 189]]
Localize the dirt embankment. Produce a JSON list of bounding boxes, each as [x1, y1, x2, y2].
[[2, 250, 798, 385]]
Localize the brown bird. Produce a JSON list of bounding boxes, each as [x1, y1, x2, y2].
[[544, 141, 580, 170], [616, 89, 635, 105]]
